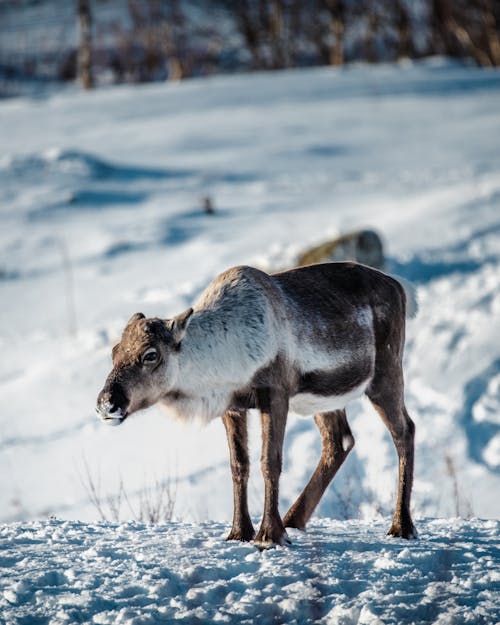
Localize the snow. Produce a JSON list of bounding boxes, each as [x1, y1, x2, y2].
[[0, 518, 498, 624], [1, 63, 499, 517], [1, 61, 500, 523], [0, 59, 499, 620]]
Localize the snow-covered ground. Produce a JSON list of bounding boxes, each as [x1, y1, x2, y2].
[[0, 59, 499, 622], [1, 59, 499, 526], [1, 518, 499, 624]]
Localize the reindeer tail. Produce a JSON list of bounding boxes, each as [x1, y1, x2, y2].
[[394, 275, 419, 319]]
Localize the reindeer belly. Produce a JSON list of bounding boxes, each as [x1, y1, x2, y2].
[[290, 357, 373, 416], [290, 379, 370, 416]]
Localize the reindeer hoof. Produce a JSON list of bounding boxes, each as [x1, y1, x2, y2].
[[254, 527, 291, 549], [387, 521, 418, 540], [283, 512, 306, 531], [226, 526, 255, 542], [254, 535, 291, 550]]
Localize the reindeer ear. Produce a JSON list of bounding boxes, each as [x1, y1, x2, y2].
[[167, 308, 193, 345], [127, 312, 145, 326]]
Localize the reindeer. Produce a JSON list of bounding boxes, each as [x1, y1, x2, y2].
[[96, 262, 417, 546]]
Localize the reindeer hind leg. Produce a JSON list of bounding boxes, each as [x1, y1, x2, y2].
[[368, 390, 416, 539], [283, 409, 354, 530]]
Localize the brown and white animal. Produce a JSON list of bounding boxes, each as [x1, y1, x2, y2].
[[96, 262, 417, 546]]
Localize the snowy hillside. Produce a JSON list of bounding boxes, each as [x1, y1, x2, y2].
[[1, 518, 499, 624], [0, 59, 500, 533]]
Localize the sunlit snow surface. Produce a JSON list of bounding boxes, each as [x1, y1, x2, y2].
[[1, 518, 498, 624], [0, 60, 499, 530]]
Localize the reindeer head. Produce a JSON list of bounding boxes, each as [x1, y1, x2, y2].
[[96, 308, 193, 426]]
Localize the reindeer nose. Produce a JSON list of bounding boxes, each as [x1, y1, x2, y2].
[[97, 390, 118, 414], [96, 383, 129, 418]]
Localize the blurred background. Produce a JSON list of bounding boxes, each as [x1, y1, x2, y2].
[[0, 1, 499, 528], [1, 0, 499, 97]]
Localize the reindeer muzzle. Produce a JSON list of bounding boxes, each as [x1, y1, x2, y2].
[[96, 386, 129, 426]]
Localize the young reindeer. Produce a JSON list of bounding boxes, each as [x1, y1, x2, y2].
[[96, 262, 417, 546]]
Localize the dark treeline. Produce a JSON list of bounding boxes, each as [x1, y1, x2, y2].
[[1, 0, 499, 92]]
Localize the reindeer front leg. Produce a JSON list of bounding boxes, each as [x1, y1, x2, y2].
[[223, 410, 255, 541], [255, 391, 288, 547]]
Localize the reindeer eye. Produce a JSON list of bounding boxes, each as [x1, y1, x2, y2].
[[142, 348, 158, 364]]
